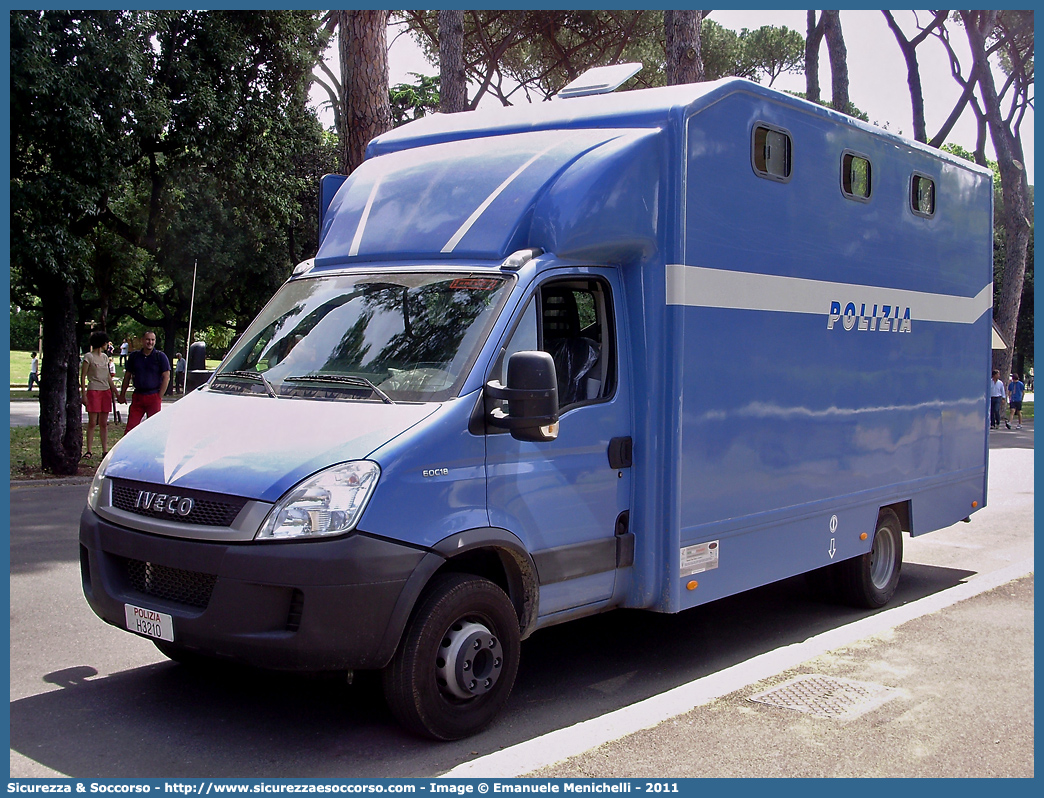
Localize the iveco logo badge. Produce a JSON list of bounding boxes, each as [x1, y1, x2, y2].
[[135, 491, 195, 517]]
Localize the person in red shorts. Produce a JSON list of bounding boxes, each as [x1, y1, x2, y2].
[[80, 330, 119, 458], [119, 331, 171, 433]]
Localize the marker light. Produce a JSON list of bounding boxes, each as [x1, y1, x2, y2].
[[860, 532, 868, 541], [686, 581, 699, 591]]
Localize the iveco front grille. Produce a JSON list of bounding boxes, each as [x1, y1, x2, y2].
[[111, 479, 247, 527]]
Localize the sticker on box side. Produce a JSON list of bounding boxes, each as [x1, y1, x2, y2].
[[680, 540, 719, 576]]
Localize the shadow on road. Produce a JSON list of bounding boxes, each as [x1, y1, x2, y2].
[[10, 559, 975, 779]]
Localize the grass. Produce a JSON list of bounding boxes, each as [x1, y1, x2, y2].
[[10, 350, 223, 401], [10, 423, 127, 480]]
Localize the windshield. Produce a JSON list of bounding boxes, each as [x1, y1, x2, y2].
[[216, 272, 513, 402]]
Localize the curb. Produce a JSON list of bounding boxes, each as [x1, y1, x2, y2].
[[11, 476, 94, 487]]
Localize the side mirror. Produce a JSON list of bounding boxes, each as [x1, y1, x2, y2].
[[485, 351, 560, 442]]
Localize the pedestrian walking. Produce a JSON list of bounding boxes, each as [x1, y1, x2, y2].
[[80, 331, 119, 458], [990, 369, 1006, 429], [119, 339, 129, 368], [1006, 373, 1025, 430], [119, 331, 170, 433], [27, 352, 40, 391]]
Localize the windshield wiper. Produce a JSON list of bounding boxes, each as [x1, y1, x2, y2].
[[285, 374, 394, 404], [216, 370, 278, 398]]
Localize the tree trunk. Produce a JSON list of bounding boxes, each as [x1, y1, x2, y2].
[[39, 277, 83, 474], [340, 10, 392, 175], [439, 9, 467, 113], [664, 10, 704, 85], [822, 11, 849, 113], [882, 12, 926, 142], [805, 11, 824, 104], [962, 11, 1032, 382]]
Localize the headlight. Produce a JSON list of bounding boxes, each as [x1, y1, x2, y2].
[[256, 461, 380, 541], [87, 450, 116, 511]]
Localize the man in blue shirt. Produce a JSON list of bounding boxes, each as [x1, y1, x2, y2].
[[1006, 373, 1025, 430], [119, 331, 170, 432]]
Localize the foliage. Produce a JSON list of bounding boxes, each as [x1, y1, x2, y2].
[[943, 143, 1034, 369], [10, 306, 40, 352], [737, 25, 805, 86], [390, 73, 441, 125], [10, 11, 330, 471], [398, 11, 813, 104]]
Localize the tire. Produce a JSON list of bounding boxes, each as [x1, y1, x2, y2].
[[838, 508, 903, 609], [383, 573, 521, 741]]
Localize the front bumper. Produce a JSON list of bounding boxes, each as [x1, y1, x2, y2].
[[79, 507, 434, 671]]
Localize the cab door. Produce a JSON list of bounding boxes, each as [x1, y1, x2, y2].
[[485, 271, 631, 619]]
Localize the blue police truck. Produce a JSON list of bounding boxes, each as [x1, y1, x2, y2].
[[80, 72, 994, 740]]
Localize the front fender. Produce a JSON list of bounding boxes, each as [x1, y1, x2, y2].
[[374, 527, 540, 667]]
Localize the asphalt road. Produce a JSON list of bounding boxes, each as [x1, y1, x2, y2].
[[8, 443, 1034, 779]]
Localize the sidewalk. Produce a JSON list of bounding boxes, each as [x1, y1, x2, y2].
[[526, 574, 1034, 778]]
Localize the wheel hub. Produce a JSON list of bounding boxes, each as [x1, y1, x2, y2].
[[436, 620, 504, 700], [870, 527, 896, 589]]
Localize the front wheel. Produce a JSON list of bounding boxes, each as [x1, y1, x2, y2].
[[383, 573, 521, 740], [838, 508, 903, 609]]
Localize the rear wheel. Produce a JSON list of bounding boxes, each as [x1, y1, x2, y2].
[[383, 573, 521, 740], [838, 508, 903, 609]]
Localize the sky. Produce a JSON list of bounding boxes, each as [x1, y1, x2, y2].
[[311, 10, 1033, 184]]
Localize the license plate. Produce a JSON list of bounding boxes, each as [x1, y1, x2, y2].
[[125, 604, 174, 642]]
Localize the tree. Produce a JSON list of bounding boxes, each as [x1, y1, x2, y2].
[[665, 9, 704, 85], [339, 10, 392, 173], [805, 11, 825, 104], [882, 11, 949, 144], [739, 25, 804, 87], [822, 11, 850, 114], [957, 11, 1034, 382], [399, 11, 664, 105], [401, 12, 805, 102], [439, 9, 467, 113], [701, 19, 746, 82], [11, 11, 327, 471], [11, 11, 150, 473], [390, 74, 442, 126]]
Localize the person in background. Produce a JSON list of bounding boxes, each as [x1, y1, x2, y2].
[[989, 369, 1006, 430], [1006, 373, 1025, 430], [80, 331, 118, 458], [107, 348, 121, 424], [28, 352, 40, 391], [120, 331, 170, 433], [119, 338, 129, 368], [174, 353, 187, 394]]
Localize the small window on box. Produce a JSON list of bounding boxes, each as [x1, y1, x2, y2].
[[911, 174, 936, 217], [841, 152, 872, 200], [752, 125, 792, 181]]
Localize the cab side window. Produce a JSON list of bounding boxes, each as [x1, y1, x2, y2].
[[497, 278, 614, 410], [540, 281, 614, 407]]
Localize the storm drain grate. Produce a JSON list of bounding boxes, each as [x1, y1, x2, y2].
[[748, 675, 900, 720]]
